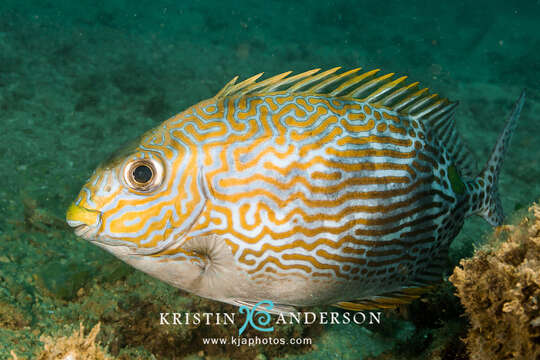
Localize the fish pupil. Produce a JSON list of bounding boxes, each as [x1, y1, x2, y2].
[[133, 165, 153, 183]]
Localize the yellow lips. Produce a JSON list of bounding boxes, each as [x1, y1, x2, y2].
[[66, 203, 101, 227]]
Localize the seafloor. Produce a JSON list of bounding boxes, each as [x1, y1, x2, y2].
[[0, 0, 539, 359]]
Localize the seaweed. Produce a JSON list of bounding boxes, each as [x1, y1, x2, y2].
[[450, 203, 540, 359], [10, 323, 115, 360]]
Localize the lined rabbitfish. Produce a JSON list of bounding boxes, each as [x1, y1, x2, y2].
[[66, 67, 525, 312]]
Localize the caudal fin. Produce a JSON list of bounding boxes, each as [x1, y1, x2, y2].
[[468, 91, 526, 226]]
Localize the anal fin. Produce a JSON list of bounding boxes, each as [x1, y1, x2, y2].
[[232, 299, 297, 316], [334, 284, 437, 311]]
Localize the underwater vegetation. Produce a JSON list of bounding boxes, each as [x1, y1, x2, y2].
[[450, 203, 540, 359], [11, 323, 112, 360]]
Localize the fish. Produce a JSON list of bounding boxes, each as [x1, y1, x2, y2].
[[66, 67, 525, 313]]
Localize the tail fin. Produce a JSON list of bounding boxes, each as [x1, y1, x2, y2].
[[468, 91, 526, 226]]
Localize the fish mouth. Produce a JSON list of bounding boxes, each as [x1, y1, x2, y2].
[[72, 223, 99, 240], [66, 203, 102, 240]]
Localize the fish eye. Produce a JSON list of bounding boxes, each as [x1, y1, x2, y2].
[[123, 158, 164, 192], [133, 164, 153, 183]]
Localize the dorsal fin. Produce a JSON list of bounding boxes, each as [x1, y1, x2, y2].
[[423, 101, 477, 178], [214, 68, 477, 177]]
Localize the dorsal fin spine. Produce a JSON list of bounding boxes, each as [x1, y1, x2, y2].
[[235, 71, 292, 97], [380, 81, 419, 106], [407, 93, 439, 114], [288, 67, 341, 92], [347, 72, 395, 98], [214, 76, 238, 98], [413, 99, 446, 118], [226, 72, 264, 96], [365, 75, 408, 102], [330, 69, 380, 96], [262, 68, 321, 93], [394, 88, 429, 112], [429, 101, 457, 122], [307, 67, 362, 93]]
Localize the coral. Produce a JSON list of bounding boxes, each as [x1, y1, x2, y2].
[[12, 323, 116, 360], [449, 203, 540, 360]]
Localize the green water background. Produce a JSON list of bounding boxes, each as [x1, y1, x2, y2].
[[0, 0, 539, 359]]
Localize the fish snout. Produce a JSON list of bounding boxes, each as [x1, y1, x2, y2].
[[66, 203, 102, 240]]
